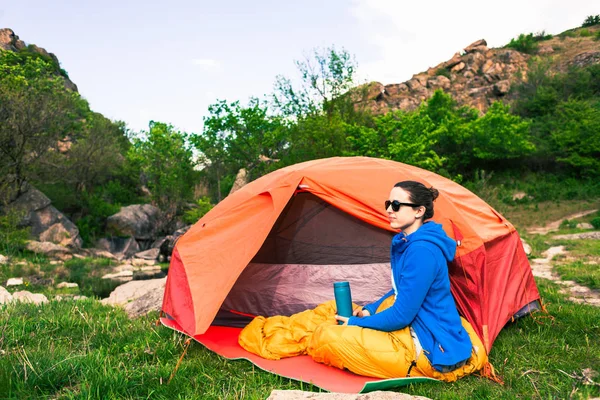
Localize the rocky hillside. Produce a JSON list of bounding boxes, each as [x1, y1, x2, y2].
[[357, 25, 600, 114], [0, 28, 78, 91]]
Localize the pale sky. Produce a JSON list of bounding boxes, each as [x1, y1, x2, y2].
[[1, 1, 595, 134]]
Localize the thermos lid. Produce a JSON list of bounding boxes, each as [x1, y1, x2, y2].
[[333, 281, 350, 288]]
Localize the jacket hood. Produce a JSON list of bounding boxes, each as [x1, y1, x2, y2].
[[392, 221, 456, 262]]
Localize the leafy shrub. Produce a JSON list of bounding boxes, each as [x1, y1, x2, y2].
[[183, 197, 214, 224], [579, 28, 591, 37], [75, 193, 121, 247], [435, 68, 451, 79], [559, 219, 577, 229], [582, 15, 600, 28], [0, 212, 30, 256], [533, 31, 553, 41], [506, 33, 538, 54], [596, 31, 600, 41], [591, 217, 600, 229]]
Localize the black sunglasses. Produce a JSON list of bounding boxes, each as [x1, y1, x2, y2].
[[385, 200, 420, 212]]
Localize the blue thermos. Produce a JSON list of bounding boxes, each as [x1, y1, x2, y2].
[[334, 281, 353, 324]]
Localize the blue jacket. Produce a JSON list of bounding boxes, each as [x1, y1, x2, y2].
[[347, 222, 472, 371]]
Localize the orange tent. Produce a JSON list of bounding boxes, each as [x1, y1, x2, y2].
[[162, 156, 539, 369]]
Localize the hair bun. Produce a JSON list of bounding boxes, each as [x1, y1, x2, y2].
[[429, 187, 439, 201]]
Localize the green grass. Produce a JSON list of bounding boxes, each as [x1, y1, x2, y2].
[[554, 261, 600, 290], [1, 256, 121, 299], [0, 280, 598, 399]]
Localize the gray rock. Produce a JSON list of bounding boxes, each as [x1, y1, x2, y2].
[[0, 254, 8, 265], [0, 286, 13, 304], [56, 282, 79, 289], [134, 248, 160, 260], [124, 282, 166, 318], [106, 204, 161, 240], [427, 75, 451, 90], [101, 270, 134, 282], [464, 39, 487, 54], [521, 239, 532, 256], [7, 184, 82, 248], [25, 241, 72, 260], [229, 168, 248, 195], [96, 237, 140, 259], [6, 277, 23, 286], [12, 291, 48, 305], [493, 80, 511, 96], [553, 232, 600, 240], [102, 277, 167, 317], [576, 222, 594, 230]]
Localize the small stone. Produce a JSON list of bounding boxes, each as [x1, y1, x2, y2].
[[131, 258, 156, 267], [521, 239, 532, 256], [102, 270, 134, 281], [56, 282, 79, 289], [73, 295, 87, 301], [512, 192, 527, 201], [6, 278, 24, 286], [576, 222, 593, 229], [0, 254, 7, 265]]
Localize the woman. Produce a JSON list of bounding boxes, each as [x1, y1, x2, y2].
[[240, 180, 486, 380], [308, 180, 479, 379]]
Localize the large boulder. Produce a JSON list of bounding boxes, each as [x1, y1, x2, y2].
[[158, 225, 191, 262], [7, 184, 82, 248], [101, 277, 166, 318], [25, 241, 72, 260], [96, 237, 141, 260], [106, 204, 161, 240]]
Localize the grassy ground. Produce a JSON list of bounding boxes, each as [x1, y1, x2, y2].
[[1, 196, 599, 399], [0, 279, 598, 399]]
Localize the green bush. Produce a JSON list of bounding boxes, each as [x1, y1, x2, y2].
[[533, 31, 553, 41], [506, 33, 538, 54], [0, 212, 30, 256], [582, 15, 600, 28], [559, 219, 577, 229], [580, 28, 591, 37], [591, 217, 600, 229], [435, 68, 451, 79], [183, 197, 214, 224], [75, 193, 121, 247]]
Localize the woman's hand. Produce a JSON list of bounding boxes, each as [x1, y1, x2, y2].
[[335, 315, 349, 325], [352, 308, 371, 318]]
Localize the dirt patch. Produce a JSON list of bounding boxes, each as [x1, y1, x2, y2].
[[527, 209, 598, 235], [530, 246, 600, 307]]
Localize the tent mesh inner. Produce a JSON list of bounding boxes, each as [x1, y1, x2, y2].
[[216, 192, 395, 324]]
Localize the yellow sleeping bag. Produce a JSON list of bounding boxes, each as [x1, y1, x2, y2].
[[238, 297, 487, 381]]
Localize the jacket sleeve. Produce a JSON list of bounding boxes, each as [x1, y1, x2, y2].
[[348, 244, 437, 331], [362, 289, 395, 315]]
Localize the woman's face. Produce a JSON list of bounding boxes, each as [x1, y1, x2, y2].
[[386, 187, 424, 234]]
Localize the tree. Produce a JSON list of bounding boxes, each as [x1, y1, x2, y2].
[[127, 122, 197, 225], [191, 98, 287, 202], [468, 101, 535, 164], [272, 46, 359, 118], [549, 99, 600, 176], [0, 51, 81, 204], [34, 113, 130, 193]]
